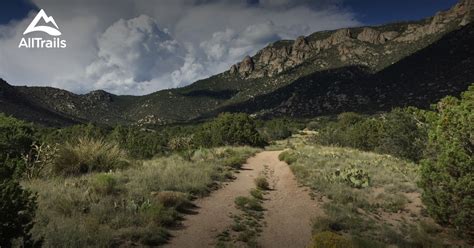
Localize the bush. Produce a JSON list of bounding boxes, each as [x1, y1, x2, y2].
[[22, 142, 58, 179], [419, 85, 474, 236], [328, 167, 370, 189], [92, 174, 119, 195], [0, 114, 36, 179], [152, 191, 191, 211], [375, 108, 428, 162], [254, 176, 270, 190], [250, 188, 264, 200], [142, 204, 179, 227], [259, 118, 295, 141], [308, 231, 354, 248], [167, 136, 193, 151], [223, 156, 247, 169], [107, 125, 168, 159], [278, 150, 297, 164], [316, 109, 428, 162], [0, 114, 35, 160], [0, 175, 38, 247], [234, 196, 263, 211], [52, 137, 130, 176], [193, 113, 266, 147]]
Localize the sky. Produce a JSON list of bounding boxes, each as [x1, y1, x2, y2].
[[0, 0, 460, 95]]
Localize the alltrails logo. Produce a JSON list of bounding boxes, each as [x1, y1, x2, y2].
[[18, 9, 67, 48]]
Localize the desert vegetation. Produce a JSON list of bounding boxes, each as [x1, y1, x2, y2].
[[281, 145, 434, 246], [1, 83, 472, 247], [281, 85, 474, 246], [23, 146, 258, 247], [0, 112, 270, 246]]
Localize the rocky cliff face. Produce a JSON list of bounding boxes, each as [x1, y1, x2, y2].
[[215, 23, 474, 119], [228, 0, 474, 79]]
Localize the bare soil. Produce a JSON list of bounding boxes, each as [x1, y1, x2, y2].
[[164, 151, 322, 248], [258, 151, 323, 248]]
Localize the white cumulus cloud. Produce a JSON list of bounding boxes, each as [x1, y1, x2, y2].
[[0, 0, 361, 95], [85, 15, 185, 93]]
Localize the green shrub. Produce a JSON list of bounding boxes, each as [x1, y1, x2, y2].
[[328, 167, 370, 189], [306, 116, 334, 131], [136, 226, 169, 246], [193, 113, 266, 147], [0, 116, 40, 246], [52, 137, 130, 176], [250, 188, 264, 200], [254, 176, 270, 190], [223, 156, 246, 169], [308, 231, 354, 248], [107, 125, 169, 159], [259, 118, 297, 141], [41, 123, 199, 160], [0, 176, 38, 247], [92, 174, 119, 195], [0, 114, 35, 160], [116, 226, 169, 246], [316, 109, 428, 162], [0, 114, 36, 179], [375, 108, 428, 162], [278, 150, 297, 164], [419, 85, 474, 236], [142, 204, 179, 227], [234, 196, 263, 211]]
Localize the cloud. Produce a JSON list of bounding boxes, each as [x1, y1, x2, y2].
[[199, 22, 283, 73], [0, 0, 360, 95], [85, 15, 185, 93]]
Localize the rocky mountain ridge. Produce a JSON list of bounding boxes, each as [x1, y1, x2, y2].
[[229, 0, 473, 79]]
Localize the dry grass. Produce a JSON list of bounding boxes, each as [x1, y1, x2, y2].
[[281, 141, 463, 247], [51, 137, 130, 176], [25, 146, 258, 247]]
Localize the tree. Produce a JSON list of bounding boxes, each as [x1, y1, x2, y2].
[[419, 85, 474, 236], [0, 115, 40, 246], [194, 113, 266, 147], [0, 114, 35, 161], [376, 108, 428, 162], [0, 162, 39, 247]]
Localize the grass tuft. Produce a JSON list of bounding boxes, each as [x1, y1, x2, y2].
[[52, 137, 130, 176], [254, 176, 270, 190], [26, 146, 258, 247]]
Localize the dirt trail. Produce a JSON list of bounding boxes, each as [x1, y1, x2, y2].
[[164, 151, 271, 247], [259, 151, 323, 248], [164, 151, 321, 248]]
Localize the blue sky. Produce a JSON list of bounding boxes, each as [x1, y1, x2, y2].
[[345, 0, 459, 25], [0, 0, 459, 26], [0, 0, 37, 24]]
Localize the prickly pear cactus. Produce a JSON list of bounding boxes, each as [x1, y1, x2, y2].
[[328, 166, 370, 188], [344, 168, 370, 188]]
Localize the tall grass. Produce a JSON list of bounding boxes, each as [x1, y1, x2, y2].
[[52, 137, 130, 176], [25, 146, 258, 247]]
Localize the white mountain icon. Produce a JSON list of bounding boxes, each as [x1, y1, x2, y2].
[[23, 9, 61, 36]]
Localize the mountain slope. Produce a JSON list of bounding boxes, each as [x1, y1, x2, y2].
[[0, 79, 79, 126], [212, 22, 474, 118], [2, 0, 473, 126]]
